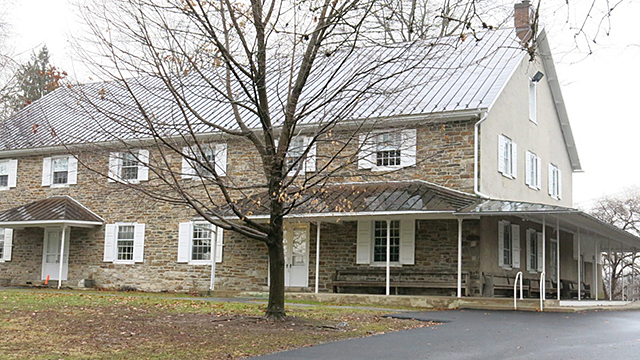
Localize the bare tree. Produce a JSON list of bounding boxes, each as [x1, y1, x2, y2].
[[590, 187, 640, 300]]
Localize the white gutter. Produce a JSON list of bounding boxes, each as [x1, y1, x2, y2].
[[474, 111, 490, 198], [0, 220, 104, 228]]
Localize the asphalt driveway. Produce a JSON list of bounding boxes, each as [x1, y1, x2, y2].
[[256, 309, 640, 359]]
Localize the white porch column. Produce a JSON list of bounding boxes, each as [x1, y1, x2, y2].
[[58, 225, 67, 289], [315, 221, 321, 294], [621, 241, 625, 300], [457, 218, 463, 298], [577, 228, 581, 301], [633, 249, 636, 301], [542, 216, 546, 300], [386, 220, 391, 296], [609, 239, 613, 301], [594, 235, 598, 301], [210, 226, 218, 291], [557, 218, 561, 301]]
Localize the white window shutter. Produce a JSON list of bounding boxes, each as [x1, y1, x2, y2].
[[548, 164, 554, 196], [536, 232, 544, 272], [399, 219, 415, 265], [177, 222, 191, 263], [525, 152, 532, 186], [536, 156, 542, 190], [42, 157, 52, 186], [526, 230, 532, 271], [133, 223, 145, 263], [498, 135, 506, 174], [498, 221, 504, 267], [181, 147, 195, 179], [138, 150, 150, 181], [68, 156, 78, 185], [108, 152, 119, 182], [215, 143, 228, 176], [356, 220, 372, 264], [511, 142, 517, 178], [7, 160, 17, 188], [304, 137, 317, 173], [358, 134, 375, 170], [3, 228, 13, 261], [512, 224, 520, 269], [401, 129, 417, 167], [215, 227, 223, 263], [103, 224, 116, 262], [558, 169, 563, 200]]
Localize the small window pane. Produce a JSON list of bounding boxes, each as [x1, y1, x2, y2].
[[117, 225, 135, 261], [373, 220, 400, 262], [0, 175, 7, 187]]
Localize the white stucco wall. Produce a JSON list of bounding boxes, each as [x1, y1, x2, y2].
[[479, 54, 574, 206]]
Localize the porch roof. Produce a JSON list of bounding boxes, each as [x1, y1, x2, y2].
[[0, 196, 104, 228], [457, 199, 640, 250], [222, 180, 478, 220]]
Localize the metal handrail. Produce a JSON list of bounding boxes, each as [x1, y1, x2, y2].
[[540, 272, 545, 312], [514, 271, 524, 310]]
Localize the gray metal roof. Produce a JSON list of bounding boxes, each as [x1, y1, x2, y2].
[[222, 180, 478, 218], [0, 28, 526, 151], [0, 196, 104, 224], [456, 199, 579, 214]]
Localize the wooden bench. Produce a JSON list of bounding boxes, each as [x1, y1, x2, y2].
[[528, 278, 558, 298], [483, 273, 529, 297], [332, 268, 470, 296], [560, 280, 591, 299]]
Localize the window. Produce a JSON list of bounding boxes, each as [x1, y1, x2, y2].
[[358, 129, 416, 170], [376, 133, 402, 167], [177, 221, 223, 264], [529, 81, 537, 123], [498, 220, 520, 269], [52, 157, 69, 185], [286, 137, 306, 173], [191, 222, 213, 261], [0, 229, 4, 260], [116, 225, 135, 261], [550, 239, 558, 282], [549, 164, 562, 200], [120, 153, 139, 181], [181, 144, 228, 179], [373, 220, 400, 263], [0, 161, 8, 188], [525, 151, 541, 190], [527, 229, 538, 272], [498, 135, 517, 178], [42, 156, 77, 187], [108, 150, 149, 183]]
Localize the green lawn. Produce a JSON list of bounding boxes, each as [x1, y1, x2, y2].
[[0, 289, 433, 359]]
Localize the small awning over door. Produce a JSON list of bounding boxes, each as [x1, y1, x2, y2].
[[0, 196, 104, 228]]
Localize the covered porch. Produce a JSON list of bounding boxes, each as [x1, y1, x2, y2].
[[0, 196, 104, 288]]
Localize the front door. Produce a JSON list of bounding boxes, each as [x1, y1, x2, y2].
[[283, 223, 309, 287], [42, 228, 70, 281]]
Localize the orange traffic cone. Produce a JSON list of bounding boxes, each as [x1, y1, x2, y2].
[[45, 275, 49, 285]]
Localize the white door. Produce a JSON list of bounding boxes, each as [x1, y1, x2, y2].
[[42, 228, 70, 281], [283, 223, 309, 287]]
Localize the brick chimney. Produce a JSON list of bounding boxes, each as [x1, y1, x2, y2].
[[514, 0, 533, 42]]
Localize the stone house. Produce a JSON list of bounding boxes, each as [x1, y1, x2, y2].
[[0, 2, 637, 300]]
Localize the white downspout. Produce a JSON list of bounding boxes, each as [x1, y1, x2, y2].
[[58, 225, 67, 289], [474, 111, 490, 198], [210, 227, 218, 291]]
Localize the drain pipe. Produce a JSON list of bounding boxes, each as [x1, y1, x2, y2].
[[474, 111, 490, 198]]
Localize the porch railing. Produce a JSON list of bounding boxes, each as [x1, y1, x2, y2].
[[514, 271, 523, 310]]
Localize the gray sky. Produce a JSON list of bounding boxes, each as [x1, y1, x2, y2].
[[6, 0, 640, 209]]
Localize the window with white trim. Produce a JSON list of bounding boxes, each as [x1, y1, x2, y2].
[[285, 136, 316, 174], [529, 81, 537, 123], [108, 150, 150, 183], [52, 157, 69, 185], [373, 220, 400, 263], [0, 229, 4, 260], [0, 228, 12, 261], [527, 229, 538, 271], [0, 161, 9, 188], [192, 222, 214, 261], [525, 151, 541, 190], [42, 156, 77, 187], [177, 221, 223, 264], [181, 143, 227, 179], [549, 164, 562, 200], [0, 160, 17, 190], [358, 129, 417, 171], [116, 225, 135, 261], [498, 220, 520, 269], [498, 135, 517, 178]]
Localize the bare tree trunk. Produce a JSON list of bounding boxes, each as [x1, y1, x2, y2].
[[266, 238, 286, 320]]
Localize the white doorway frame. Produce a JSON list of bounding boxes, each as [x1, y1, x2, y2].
[[41, 227, 70, 281]]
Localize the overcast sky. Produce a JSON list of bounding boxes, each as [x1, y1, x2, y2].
[[5, 0, 640, 209]]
